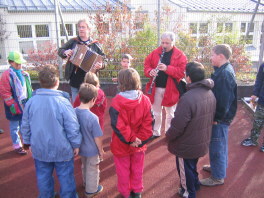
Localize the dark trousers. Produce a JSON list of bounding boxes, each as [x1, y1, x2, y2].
[[176, 157, 200, 198]]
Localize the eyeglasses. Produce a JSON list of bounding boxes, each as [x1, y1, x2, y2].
[[161, 42, 172, 45], [78, 26, 88, 30]]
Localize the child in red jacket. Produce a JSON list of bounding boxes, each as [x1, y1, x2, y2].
[[109, 68, 153, 198], [73, 72, 106, 130]]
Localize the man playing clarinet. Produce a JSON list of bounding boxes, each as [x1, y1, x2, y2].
[[144, 32, 187, 138]]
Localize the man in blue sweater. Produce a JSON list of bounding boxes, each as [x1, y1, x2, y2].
[[241, 62, 264, 152]]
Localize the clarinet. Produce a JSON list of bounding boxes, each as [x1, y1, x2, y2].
[[147, 48, 166, 94]]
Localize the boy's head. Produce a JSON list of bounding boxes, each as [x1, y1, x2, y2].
[[39, 65, 59, 89], [84, 72, 99, 88], [186, 61, 205, 83], [121, 54, 133, 69], [7, 51, 26, 70], [118, 68, 141, 92], [211, 44, 232, 67], [79, 83, 98, 104]]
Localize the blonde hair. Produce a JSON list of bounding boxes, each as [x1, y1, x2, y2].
[[84, 72, 99, 87], [118, 68, 141, 92]]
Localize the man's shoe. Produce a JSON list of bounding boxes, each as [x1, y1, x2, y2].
[[260, 145, 264, 152], [241, 138, 258, 147], [14, 147, 27, 155], [85, 185, 103, 198], [0, 129, 4, 134], [200, 176, 224, 187], [202, 165, 211, 172]]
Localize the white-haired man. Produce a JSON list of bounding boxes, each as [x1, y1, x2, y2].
[[144, 32, 187, 138]]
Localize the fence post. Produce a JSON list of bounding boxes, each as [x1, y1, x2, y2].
[[54, 0, 63, 79], [157, 0, 160, 47], [259, 19, 264, 70]]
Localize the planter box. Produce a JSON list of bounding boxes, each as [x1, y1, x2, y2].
[[31, 81, 253, 99]]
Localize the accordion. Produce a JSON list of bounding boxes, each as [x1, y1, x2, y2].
[[69, 44, 103, 72]]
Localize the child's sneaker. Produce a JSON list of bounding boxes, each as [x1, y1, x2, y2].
[[260, 145, 264, 152], [14, 147, 27, 155], [241, 138, 258, 147], [129, 191, 142, 198], [85, 185, 103, 198]]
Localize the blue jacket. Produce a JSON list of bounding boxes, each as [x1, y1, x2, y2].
[[21, 89, 82, 162], [211, 63, 237, 124], [253, 63, 264, 106]]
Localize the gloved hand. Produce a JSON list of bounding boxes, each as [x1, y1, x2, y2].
[[10, 103, 22, 115]]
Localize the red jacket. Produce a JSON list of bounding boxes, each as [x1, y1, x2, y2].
[[73, 88, 106, 130], [144, 46, 187, 107], [109, 91, 153, 157]]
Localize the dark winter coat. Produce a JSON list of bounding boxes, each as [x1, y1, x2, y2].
[[166, 79, 216, 159]]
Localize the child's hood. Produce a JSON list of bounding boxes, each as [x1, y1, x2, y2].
[[115, 90, 142, 110]]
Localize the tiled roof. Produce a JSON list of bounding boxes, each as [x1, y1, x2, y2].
[[168, 0, 264, 13], [0, 0, 125, 12]]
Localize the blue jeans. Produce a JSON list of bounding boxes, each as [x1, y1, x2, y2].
[[209, 124, 229, 179], [70, 86, 79, 102], [9, 120, 22, 149], [34, 158, 78, 198]]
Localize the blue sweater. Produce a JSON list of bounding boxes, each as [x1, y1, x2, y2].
[[253, 63, 264, 106], [21, 89, 82, 162]]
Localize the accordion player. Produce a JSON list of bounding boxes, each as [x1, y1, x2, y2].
[[69, 44, 103, 72]]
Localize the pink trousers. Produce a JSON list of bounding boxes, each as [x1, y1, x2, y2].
[[114, 151, 145, 198]]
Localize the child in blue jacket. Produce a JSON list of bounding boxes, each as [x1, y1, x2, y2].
[[21, 65, 82, 198]]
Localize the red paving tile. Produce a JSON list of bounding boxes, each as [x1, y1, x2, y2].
[[0, 98, 264, 198]]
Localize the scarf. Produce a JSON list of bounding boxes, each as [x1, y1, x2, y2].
[[11, 67, 24, 86]]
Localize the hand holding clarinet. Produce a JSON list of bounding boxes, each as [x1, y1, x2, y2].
[[148, 48, 166, 94]]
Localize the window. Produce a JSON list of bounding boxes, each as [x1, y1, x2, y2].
[[225, 23, 233, 32], [217, 23, 223, 33], [240, 22, 254, 45], [35, 25, 49, 37], [189, 23, 197, 34], [241, 23, 246, 32], [199, 23, 208, 34], [19, 41, 34, 54], [75, 24, 78, 36], [60, 24, 73, 36], [247, 23, 254, 32], [17, 24, 51, 54], [241, 22, 254, 33], [17, 25, 32, 38]]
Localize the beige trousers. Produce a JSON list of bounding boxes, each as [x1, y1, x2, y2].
[[81, 155, 100, 193], [152, 87, 177, 136]]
